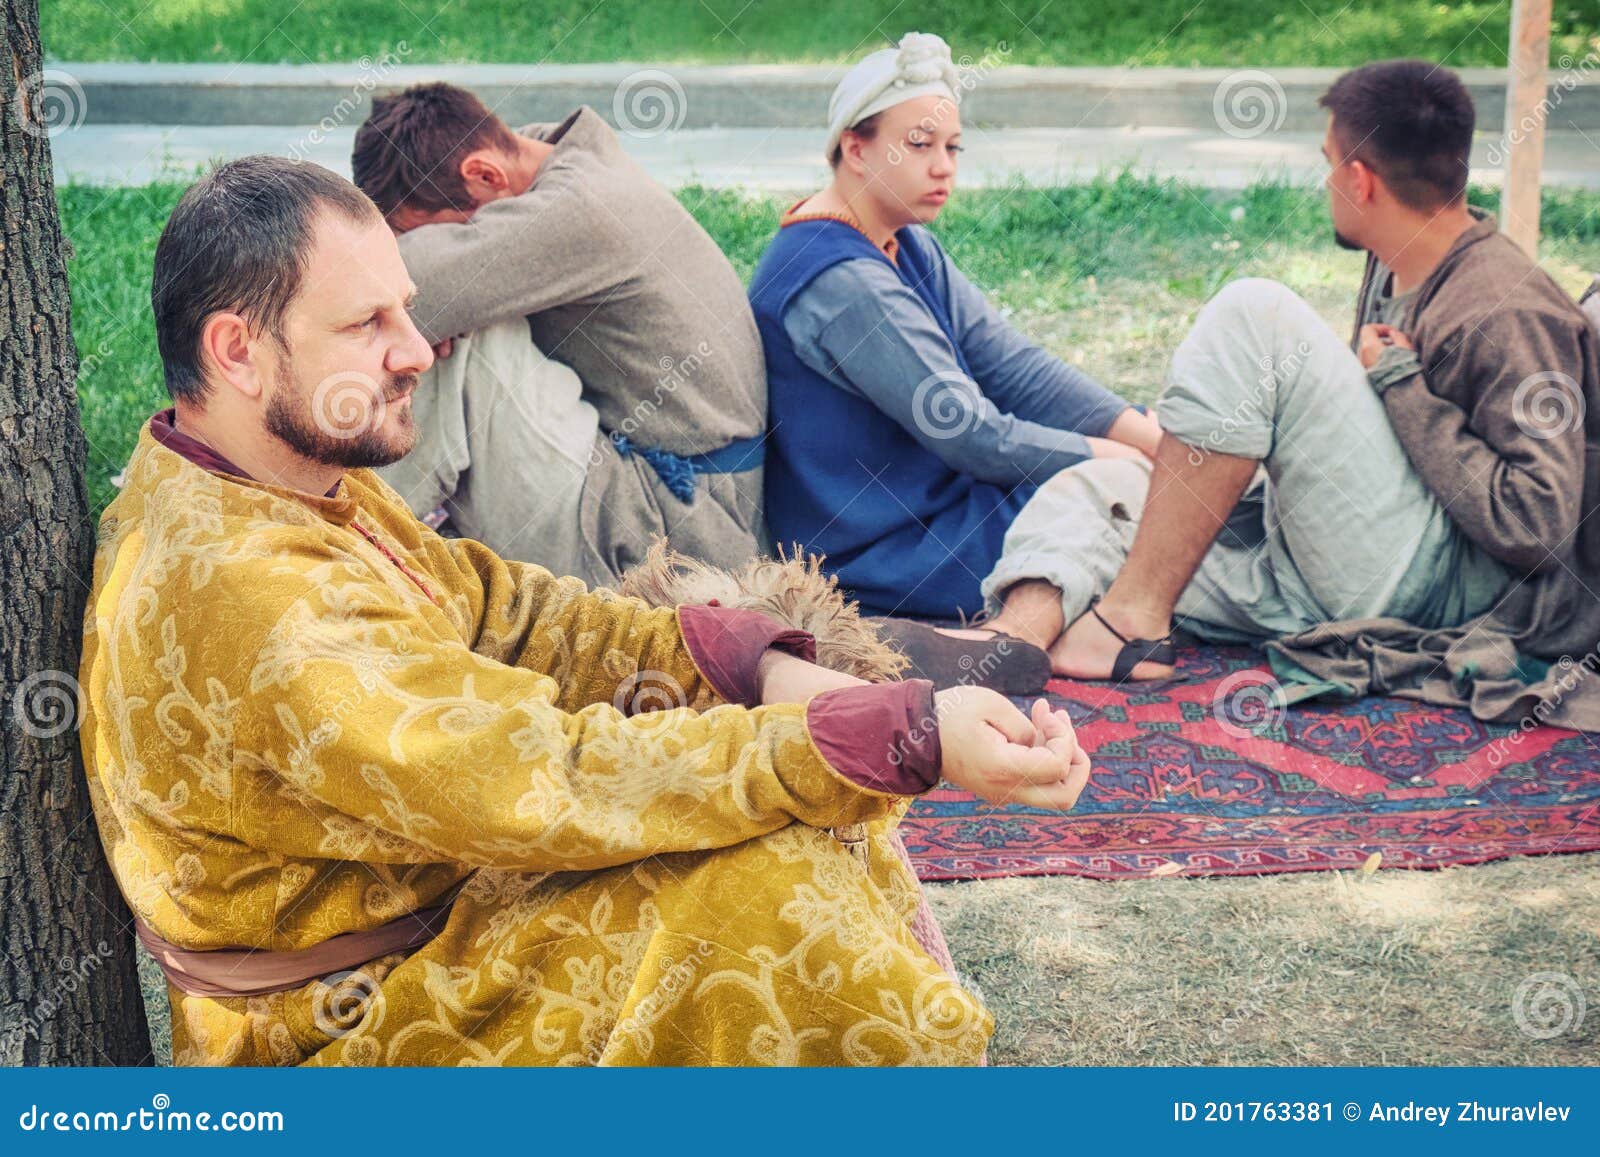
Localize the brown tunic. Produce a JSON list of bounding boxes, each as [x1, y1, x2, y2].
[[1269, 212, 1600, 730]]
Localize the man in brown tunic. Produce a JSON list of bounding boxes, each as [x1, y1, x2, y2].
[[974, 61, 1599, 730]]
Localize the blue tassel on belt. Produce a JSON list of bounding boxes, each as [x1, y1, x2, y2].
[[608, 431, 766, 503]]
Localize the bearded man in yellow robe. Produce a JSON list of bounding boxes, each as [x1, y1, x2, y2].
[[79, 156, 1091, 1067]]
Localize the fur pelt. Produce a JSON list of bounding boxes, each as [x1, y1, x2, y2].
[[616, 541, 964, 988], [618, 539, 907, 684]]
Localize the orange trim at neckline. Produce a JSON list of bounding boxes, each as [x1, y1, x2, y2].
[[779, 197, 899, 263]]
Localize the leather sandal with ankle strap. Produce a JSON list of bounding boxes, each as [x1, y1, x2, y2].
[[1087, 597, 1177, 683]]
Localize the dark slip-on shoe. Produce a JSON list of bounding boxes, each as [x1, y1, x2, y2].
[[873, 617, 1052, 695]]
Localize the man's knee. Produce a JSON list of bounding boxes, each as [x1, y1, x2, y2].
[[1158, 278, 1310, 461], [1202, 276, 1302, 325]]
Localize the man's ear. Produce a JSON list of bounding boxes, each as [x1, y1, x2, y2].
[[458, 150, 510, 199], [1350, 159, 1379, 206], [198, 312, 264, 400]]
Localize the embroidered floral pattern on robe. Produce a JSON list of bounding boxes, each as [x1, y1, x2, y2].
[[80, 429, 992, 1066]]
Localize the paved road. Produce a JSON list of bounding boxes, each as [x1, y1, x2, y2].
[[49, 123, 1600, 190]]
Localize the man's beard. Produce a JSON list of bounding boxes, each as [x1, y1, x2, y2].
[[1333, 229, 1363, 251], [264, 363, 419, 470]]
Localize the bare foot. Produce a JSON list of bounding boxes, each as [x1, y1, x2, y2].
[[1048, 602, 1176, 681]]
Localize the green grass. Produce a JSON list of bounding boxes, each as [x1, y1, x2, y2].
[[58, 175, 1600, 517], [43, 0, 1600, 66]]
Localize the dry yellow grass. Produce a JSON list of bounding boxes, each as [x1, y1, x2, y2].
[[930, 853, 1600, 1066]]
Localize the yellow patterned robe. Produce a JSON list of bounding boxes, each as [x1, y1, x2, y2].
[[79, 429, 992, 1066]]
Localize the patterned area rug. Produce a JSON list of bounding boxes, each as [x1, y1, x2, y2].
[[901, 644, 1600, 881]]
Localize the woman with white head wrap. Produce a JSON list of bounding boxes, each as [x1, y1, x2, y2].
[[747, 33, 1162, 692], [822, 31, 964, 165]]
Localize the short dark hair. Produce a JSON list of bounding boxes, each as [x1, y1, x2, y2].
[[151, 156, 380, 404], [351, 82, 522, 217], [1318, 60, 1475, 211], [828, 111, 884, 167]]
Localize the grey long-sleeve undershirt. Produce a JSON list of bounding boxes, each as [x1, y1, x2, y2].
[[780, 238, 1131, 489]]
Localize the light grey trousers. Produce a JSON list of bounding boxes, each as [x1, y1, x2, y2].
[[981, 278, 1511, 643], [377, 318, 610, 585], [378, 319, 768, 587]]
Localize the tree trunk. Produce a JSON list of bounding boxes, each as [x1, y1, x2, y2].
[[1, 0, 154, 1065]]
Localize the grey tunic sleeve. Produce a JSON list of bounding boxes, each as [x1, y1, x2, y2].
[[935, 242, 1130, 437], [397, 174, 628, 347], [782, 258, 1102, 487]]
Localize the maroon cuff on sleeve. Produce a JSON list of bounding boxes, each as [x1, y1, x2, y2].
[[805, 680, 942, 795], [677, 603, 817, 709]]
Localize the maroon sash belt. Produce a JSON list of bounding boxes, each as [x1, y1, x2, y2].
[[134, 880, 466, 999]]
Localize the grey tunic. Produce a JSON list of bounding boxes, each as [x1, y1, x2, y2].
[[394, 107, 769, 574]]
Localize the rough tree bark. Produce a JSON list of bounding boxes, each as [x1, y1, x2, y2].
[[1, 0, 154, 1065]]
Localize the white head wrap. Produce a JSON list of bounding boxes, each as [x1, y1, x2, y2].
[[825, 32, 962, 160]]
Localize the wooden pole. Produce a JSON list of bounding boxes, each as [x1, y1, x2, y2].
[[1500, 0, 1553, 256]]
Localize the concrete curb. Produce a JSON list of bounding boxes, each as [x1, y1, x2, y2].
[[49, 61, 1600, 132], [52, 124, 1600, 191]]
